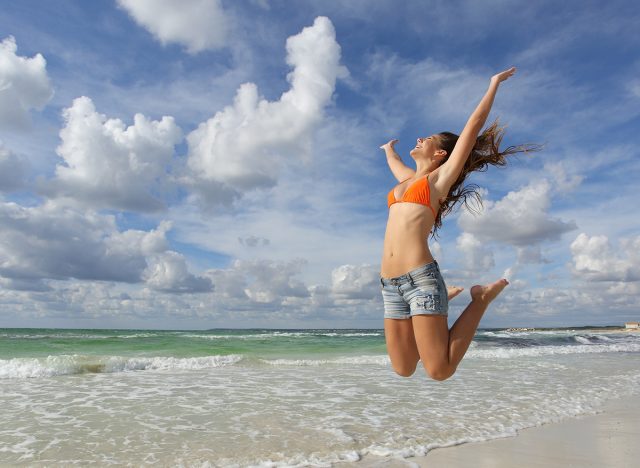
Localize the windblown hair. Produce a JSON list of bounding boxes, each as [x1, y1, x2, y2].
[[432, 118, 543, 238]]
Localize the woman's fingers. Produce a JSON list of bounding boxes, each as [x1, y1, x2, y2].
[[380, 139, 399, 149], [492, 66, 516, 83]]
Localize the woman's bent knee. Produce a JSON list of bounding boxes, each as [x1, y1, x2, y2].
[[393, 363, 418, 377], [424, 363, 455, 381]]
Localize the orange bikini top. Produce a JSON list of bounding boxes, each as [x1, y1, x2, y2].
[[387, 173, 437, 218]]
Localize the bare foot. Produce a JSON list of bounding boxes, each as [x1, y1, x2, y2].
[[470, 279, 509, 305], [447, 286, 464, 301]]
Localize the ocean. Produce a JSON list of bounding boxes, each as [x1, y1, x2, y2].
[[1, 327, 639, 466]]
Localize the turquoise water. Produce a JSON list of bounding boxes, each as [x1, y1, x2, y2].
[[0, 328, 386, 364], [1, 327, 639, 466], [0, 325, 625, 359]]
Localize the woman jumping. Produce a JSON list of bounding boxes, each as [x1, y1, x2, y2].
[[379, 66, 540, 381]]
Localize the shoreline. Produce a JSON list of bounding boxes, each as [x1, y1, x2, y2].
[[353, 392, 640, 467]]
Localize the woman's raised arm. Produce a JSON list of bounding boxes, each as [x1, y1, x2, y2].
[[437, 67, 516, 189], [380, 139, 416, 183]]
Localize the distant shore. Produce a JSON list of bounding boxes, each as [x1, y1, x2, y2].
[[501, 327, 640, 333]]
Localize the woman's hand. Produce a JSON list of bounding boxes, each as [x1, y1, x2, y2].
[[491, 66, 516, 85], [380, 139, 399, 151]]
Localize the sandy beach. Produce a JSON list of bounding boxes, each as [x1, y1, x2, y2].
[[353, 393, 640, 467]]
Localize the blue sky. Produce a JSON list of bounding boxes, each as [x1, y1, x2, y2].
[[0, 0, 639, 329]]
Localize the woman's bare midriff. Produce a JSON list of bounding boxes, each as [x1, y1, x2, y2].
[[380, 203, 436, 278]]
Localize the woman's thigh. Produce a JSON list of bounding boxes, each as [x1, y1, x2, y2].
[[411, 314, 450, 376], [384, 318, 420, 376]]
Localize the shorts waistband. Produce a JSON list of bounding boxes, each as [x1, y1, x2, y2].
[[380, 260, 439, 286]]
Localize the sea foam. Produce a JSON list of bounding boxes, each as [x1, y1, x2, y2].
[[0, 354, 243, 379]]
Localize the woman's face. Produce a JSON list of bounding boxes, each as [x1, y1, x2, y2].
[[409, 134, 440, 159]]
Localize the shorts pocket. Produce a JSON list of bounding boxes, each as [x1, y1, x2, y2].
[[413, 292, 442, 312]]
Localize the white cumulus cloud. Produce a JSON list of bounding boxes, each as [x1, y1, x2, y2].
[[46, 96, 183, 212], [458, 179, 577, 247], [0, 36, 53, 128], [570, 233, 640, 282], [185, 16, 348, 204], [206, 258, 310, 304], [117, 0, 228, 53], [331, 263, 380, 300], [144, 251, 212, 293]]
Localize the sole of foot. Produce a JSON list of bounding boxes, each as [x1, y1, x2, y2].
[[470, 279, 509, 304]]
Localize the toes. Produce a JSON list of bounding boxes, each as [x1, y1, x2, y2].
[[470, 279, 509, 303], [447, 286, 464, 300]]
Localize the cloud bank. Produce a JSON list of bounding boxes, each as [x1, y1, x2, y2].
[[0, 201, 210, 293]]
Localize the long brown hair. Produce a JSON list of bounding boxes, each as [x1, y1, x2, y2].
[[432, 118, 543, 238]]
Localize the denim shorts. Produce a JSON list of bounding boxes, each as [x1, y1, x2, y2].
[[380, 260, 448, 319]]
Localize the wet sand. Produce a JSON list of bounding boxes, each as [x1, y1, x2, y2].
[[353, 393, 640, 467]]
